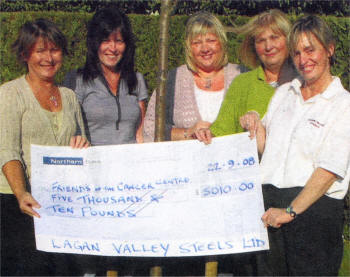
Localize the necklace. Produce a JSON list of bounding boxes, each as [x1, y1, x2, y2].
[[49, 94, 58, 107], [204, 78, 212, 89], [26, 74, 59, 108], [196, 68, 224, 90]]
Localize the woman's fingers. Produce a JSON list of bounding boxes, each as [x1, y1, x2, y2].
[[80, 137, 90, 148], [70, 136, 90, 148], [195, 128, 212, 144], [240, 112, 260, 139], [18, 192, 41, 218], [70, 136, 78, 147]]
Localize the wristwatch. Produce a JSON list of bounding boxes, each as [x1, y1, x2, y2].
[[286, 205, 297, 218]]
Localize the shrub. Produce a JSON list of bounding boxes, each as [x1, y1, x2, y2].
[[0, 12, 349, 93]]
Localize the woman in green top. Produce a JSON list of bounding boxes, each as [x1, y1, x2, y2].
[[195, 9, 297, 276], [196, 9, 297, 143]]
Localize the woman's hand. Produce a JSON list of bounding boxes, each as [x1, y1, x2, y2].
[[261, 207, 294, 228], [136, 100, 146, 143], [240, 111, 261, 139], [171, 121, 211, 141], [16, 191, 41, 218], [195, 128, 213, 144], [3, 160, 41, 217], [188, 121, 211, 138], [240, 111, 266, 154], [136, 128, 144, 143], [70, 136, 90, 148]]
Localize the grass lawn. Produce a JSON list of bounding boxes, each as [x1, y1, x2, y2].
[[339, 240, 350, 276]]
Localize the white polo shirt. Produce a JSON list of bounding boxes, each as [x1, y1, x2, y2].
[[260, 77, 350, 199]]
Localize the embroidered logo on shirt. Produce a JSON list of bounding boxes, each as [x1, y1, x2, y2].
[[308, 119, 325, 128]]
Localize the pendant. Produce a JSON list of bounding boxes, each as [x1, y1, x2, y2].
[[50, 95, 58, 107], [205, 78, 212, 89]]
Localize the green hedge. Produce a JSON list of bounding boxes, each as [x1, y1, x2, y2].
[[1, 0, 349, 17], [0, 12, 349, 94]]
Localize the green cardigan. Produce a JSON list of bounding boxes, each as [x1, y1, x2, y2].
[[210, 66, 276, 136]]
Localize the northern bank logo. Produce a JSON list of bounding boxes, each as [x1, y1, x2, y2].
[[43, 156, 83, 166]]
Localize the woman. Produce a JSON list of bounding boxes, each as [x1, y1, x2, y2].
[[0, 18, 88, 276], [143, 11, 242, 142], [63, 6, 148, 275], [143, 12, 242, 275], [241, 15, 350, 276], [63, 7, 148, 146], [196, 9, 297, 144]]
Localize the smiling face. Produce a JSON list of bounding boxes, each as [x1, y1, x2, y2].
[[98, 29, 126, 72], [254, 27, 288, 71], [190, 32, 223, 72], [25, 37, 63, 82], [292, 32, 334, 85]]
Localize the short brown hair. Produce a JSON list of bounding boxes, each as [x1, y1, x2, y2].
[[288, 15, 336, 66], [12, 18, 67, 66]]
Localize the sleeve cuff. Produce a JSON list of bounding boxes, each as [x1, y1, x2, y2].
[[0, 150, 23, 171], [316, 161, 346, 180]]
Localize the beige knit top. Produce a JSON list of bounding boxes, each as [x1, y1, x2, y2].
[[0, 75, 86, 194]]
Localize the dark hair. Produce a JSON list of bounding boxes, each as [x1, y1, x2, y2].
[[80, 6, 137, 93], [12, 18, 67, 67]]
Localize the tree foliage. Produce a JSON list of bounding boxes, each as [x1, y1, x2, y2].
[[1, 0, 349, 16], [1, 12, 348, 92]]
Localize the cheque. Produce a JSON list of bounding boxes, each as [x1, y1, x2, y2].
[[31, 133, 269, 257]]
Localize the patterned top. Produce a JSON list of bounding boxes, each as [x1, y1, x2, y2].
[[143, 63, 242, 142], [0, 75, 85, 194]]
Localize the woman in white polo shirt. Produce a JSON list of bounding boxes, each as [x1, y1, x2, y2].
[[240, 15, 350, 276]]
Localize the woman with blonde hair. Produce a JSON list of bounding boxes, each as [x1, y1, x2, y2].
[[143, 11, 243, 142], [196, 9, 297, 143], [240, 15, 349, 275]]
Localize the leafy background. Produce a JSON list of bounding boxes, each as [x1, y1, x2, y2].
[[0, 2, 349, 274], [0, 13, 349, 93]]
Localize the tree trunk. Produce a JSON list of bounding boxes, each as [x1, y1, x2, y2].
[[154, 0, 176, 142]]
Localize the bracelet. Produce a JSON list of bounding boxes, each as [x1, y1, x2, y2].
[[286, 205, 297, 218], [184, 128, 189, 139]]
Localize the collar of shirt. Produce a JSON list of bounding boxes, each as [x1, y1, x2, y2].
[[289, 76, 343, 102]]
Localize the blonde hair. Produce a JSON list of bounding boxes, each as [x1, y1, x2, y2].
[[235, 9, 291, 68], [288, 15, 336, 66], [185, 11, 228, 73]]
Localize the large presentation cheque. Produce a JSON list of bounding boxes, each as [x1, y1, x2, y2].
[[31, 133, 269, 257]]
